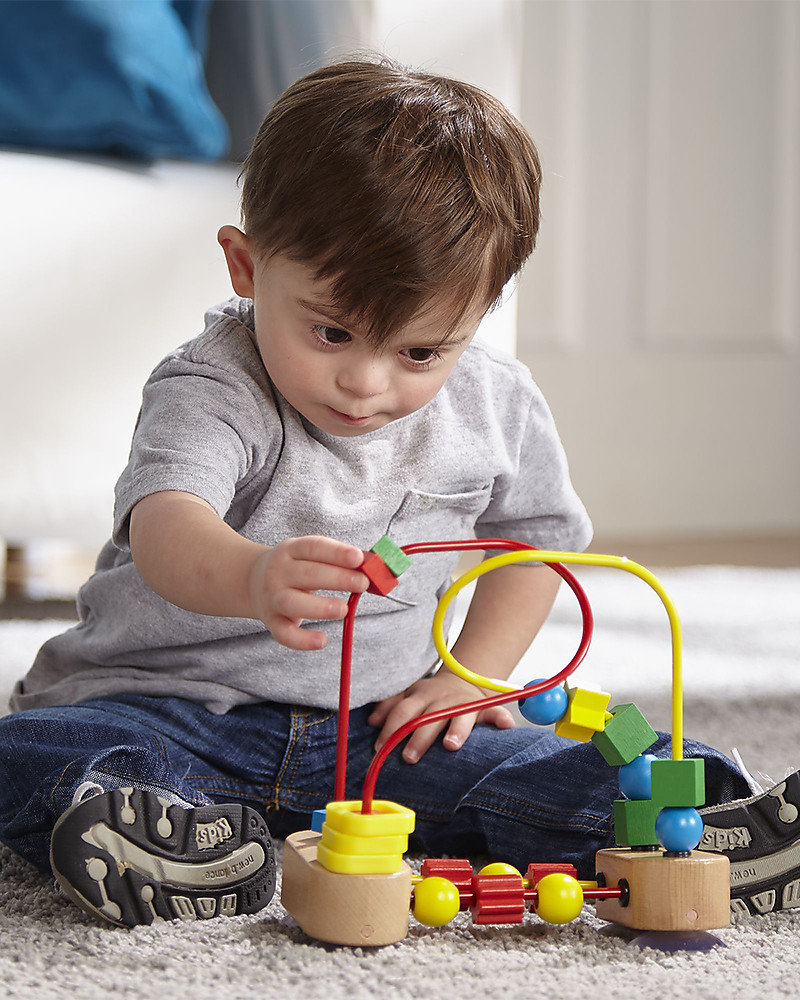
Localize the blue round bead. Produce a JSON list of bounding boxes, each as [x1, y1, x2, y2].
[[518, 679, 568, 726], [618, 753, 658, 800], [655, 807, 703, 853]]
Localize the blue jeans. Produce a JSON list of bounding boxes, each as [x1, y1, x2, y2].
[[0, 695, 749, 877]]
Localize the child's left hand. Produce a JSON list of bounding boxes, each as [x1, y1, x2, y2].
[[367, 671, 515, 764]]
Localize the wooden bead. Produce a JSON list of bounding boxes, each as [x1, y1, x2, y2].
[[281, 830, 412, 946], [594, 847, 730, 931], [592, 703, 658, 766], [360, 551, 399, 596]]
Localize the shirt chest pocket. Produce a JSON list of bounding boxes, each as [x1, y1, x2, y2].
[[386, 485, 493, 547]]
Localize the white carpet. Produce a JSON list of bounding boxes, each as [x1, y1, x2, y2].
[[1, 566, 799, 999]]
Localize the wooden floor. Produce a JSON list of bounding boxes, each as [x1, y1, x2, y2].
[[1, 535, 798, 620]]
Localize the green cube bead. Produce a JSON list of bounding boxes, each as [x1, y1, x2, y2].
[[370, 536, 412, 577], [650, 758, 706, 808], [591, 703, 658, 766], [613, 798, 661, 847]]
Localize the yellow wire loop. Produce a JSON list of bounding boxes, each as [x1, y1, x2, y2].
[[431, 551, 684, 760]]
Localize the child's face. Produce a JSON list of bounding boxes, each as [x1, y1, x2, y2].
[[220, 230, 481, 437]]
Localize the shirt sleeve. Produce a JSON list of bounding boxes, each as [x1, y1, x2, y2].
[[474, 384, 593, 552], [112, 353, 273, 548]]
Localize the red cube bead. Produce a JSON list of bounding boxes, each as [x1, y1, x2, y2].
[[360, 551, 398, 596]]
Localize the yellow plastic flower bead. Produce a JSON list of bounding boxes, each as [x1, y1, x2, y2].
[[412, 877, 461, 926], [534, 873, 584, 924]]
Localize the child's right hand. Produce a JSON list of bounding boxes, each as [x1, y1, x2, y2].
[[248, 536, 368, 650]]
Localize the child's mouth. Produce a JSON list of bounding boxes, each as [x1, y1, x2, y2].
[[327, 407, 374, 426]]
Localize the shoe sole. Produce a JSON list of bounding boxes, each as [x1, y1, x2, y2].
[[727, 838, 800, 915], [50, 787, 276, 926], [701, 772, 800, 916]]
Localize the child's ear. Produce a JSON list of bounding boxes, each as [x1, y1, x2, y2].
[[218, 226, 256, 298]]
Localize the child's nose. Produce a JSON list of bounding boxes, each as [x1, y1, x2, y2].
[[336, 356, 390, 398]]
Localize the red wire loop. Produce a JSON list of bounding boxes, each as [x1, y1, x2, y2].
[[333, 539, 595, 811]]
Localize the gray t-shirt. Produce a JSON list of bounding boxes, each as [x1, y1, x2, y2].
[[12, 298, 592, 714]]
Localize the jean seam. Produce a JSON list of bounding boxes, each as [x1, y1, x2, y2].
[[286, 710, 311, 792], [50, 761, 76, 811], [269, 708, 338, 811], [272, 709, 305, 810], [151, 733, 169, 766]]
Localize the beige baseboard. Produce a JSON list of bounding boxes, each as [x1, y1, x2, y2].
[[1, 542, 98, 601], [589, 533, 800, 568]]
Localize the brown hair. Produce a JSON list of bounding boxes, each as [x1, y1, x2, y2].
[[240, 58, 541, 344]]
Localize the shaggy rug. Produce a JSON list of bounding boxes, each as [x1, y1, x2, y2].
[[0, 565, 798, 999]]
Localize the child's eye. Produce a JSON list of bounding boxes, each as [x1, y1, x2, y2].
[[401, 347, 442, 369], [313, 325, 351, 347]]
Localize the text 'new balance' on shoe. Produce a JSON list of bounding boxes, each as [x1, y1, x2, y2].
[[50, 787, 276, 926], [701, 769, 800, 916]]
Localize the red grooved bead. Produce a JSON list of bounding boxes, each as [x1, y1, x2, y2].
[[524, 862, 578, 887], [420, 858, 474, 909], [360, 551, 398, 596], [524, 864, 579, 911], [470, 874, 526, 925]]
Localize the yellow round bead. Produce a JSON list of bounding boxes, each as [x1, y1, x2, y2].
[[477, 862, 524, 882], [412, 877, 461, 927], [534, 873, 584, 924]]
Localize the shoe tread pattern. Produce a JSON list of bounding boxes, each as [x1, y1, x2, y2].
[[50, 788, 276, 926]]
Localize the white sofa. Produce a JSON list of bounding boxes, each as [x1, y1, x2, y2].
[[1, 149, 241, 551]]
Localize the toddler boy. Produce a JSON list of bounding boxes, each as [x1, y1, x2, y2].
[[0, 59, 792, 927]]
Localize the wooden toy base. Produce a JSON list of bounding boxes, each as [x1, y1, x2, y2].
[[594, 847, 730, 931], [281, 830, 413, 946]]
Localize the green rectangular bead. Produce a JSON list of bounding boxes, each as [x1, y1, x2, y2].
[[650, 758, 706, 808], [613, 798, 661, 847]]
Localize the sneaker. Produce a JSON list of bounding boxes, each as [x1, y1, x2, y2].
[[50, 786, 276, 926], [700, 768, 800, 916]]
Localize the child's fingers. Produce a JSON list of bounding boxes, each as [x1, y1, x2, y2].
[[402, 717, 452, 762], [476, 705, 516, 730], [288, 535, 366, 569], [407, 705, 516, 758], [440, 711, 481, 753], [288, 560, 368, 595], [271, 589, 350, 623], [267, 617, 329, 651], [373, 694, 440, 760], [367, 695, 402, 729]]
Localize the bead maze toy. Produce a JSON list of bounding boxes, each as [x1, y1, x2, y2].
[[280, 537, 731, 945]]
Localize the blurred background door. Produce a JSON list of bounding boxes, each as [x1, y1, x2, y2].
[[513, 0, 800, 550]]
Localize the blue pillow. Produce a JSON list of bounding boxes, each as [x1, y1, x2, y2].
[[0, 0, 229, 160]]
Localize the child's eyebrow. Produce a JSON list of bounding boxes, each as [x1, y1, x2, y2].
[[412, 332, 471, 351], [297, 298, 353, 327]]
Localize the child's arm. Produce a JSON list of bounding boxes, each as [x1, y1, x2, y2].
[[129, 490, 368, 650], [368, 564, 561, 762]]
